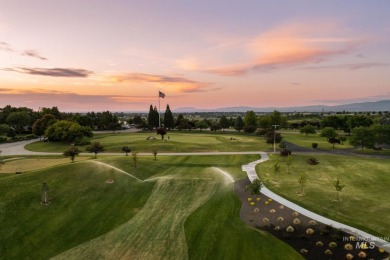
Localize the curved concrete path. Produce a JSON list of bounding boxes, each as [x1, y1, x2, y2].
[[242, 152, 390, 252]]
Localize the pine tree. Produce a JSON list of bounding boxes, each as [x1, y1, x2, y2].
[[164, 104, 174, 129], [234, 116, 244, 132], [147, 105, 154, 127]]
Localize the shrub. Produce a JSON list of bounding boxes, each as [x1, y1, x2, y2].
[[245, 178, 262, 194], [344, 243, 354, 250], [293, 218, 301, 225], [0, 137, 7, 143], [324, 249, 332, 255], [256, 197, 261, 201], [312, 142, 318, 149], [274, 226, 280, 231], [265, 201, 270, 205], [329, 242, 337, 248], [306, 228, 315, 235], [253, 208, 260, 213], [357, 251, 367, 258], [268, 198, 272, 202], [74, 136, 91, 145], [262, 218, 269, 224], [277, 217, 284, 223], [250, 202, 255, 206], [269, 209, 276, 213], [279, 205, 284, 209], [243, 125, 256, 133], [280, 149, 292, 157], [309, 220, 317, 226], [292, 211, 299, 217], [346, 253, 354, 260], [300, 249, 308, 255], [286, 226, 294, 232], [316, 241, 323, 247], [307, 157, 319, 165], [247, 198, 253, 202]]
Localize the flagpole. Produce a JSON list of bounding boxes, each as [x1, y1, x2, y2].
[[158, 91, 161, 128]]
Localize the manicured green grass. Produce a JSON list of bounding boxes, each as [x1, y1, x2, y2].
[[185, 178, 302, 260], [0, 156, 91, 173], [25, 131, 271, 153], [0, 160, 155, 259], [0, 154, 302, 259], [256, 154, 390, 237], [281, 130, 353, 150]]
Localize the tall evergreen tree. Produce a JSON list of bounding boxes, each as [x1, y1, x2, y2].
[[234, 116, 244, 132], [147, 105, 159, 128], [164, 104, 174, 129], [219, 115, 230, 130]]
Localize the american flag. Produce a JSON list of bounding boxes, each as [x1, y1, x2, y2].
[[159, 91, 166, 98]]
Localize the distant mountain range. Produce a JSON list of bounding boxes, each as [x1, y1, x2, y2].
[[173, 100, 390, 113]]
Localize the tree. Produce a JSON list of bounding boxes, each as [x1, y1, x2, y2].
[[245, 178, 262, 194], [328, 137, 341, 148], [195, 120, 209, 131], [333, 176, 345, 201], [219, 116, 230, 130], [320, 127, 337, 141], [163, 105, 174, 129], [0, 124, 9, 136], [265, 130, 282, 145], [270, 110, 282, 126], [152, 149, 158, 160], [63, 146, 81, 162], [273, 162, 280, 181], [147, 105, 159, 128], [86, 141, 105, 158], [349, 127, 375, 150], [372, 125, 390, 147], [258, 115, 271, 129], [210, 123, 221, 131], [347, 115, 373, 130], [156, 127, 167, 140], [32, 114, 57, 140], [297, 173, 307, 196], [300, 125, 316, 136], [6, 111, 31, 134], [122, 146, 131, 156], [285, 154, 293, 174], [45, 120, 93, 143], [234, 116, 244, 132], [132, 152, 138, 168], [244, 111, 257, 128], [280, 149, 292, 161]]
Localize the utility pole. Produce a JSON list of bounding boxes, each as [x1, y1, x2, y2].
[[272, 125, 279, 154]]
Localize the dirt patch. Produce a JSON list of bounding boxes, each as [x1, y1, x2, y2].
[[234, 178, 389, 260]]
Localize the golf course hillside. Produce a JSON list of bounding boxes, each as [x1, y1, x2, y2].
[[0, 155, 302, 259], [257, 154, 390, 238], [25, 131, 272, 153]]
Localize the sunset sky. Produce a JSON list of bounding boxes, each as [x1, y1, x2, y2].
[[1, 1, 389, 112]]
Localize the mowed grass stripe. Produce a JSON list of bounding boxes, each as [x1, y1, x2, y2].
[[54, 178, 217, 260]]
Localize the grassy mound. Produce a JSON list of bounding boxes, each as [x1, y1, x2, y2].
[[257, 154, 390, 237]]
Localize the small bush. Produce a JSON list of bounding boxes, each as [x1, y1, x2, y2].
[[344, 243, 353, 250], [274, 226, 280, 231], [280, 149, 292, 157], [357, 251, 367, 258], [277, 217, 284, 222], [286, 226, 294, 232], [250, 202, 255, 206], [324, 249, 332, 256], [269, 209, 276, 213], [247, 198, 253, 202], [346, 253, 354, 260], [316, 241, 323, 247], [329, 242, 337, 248], [309, 220, 317, 226], [312, 142, 318, 149], [300, 249, 308, 255], [292, 211, 299, 217], [0, 136, 7, 143], [293, 218, 301, 225], [306, 228, 315, 235], [307, 157, 319, 165]]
